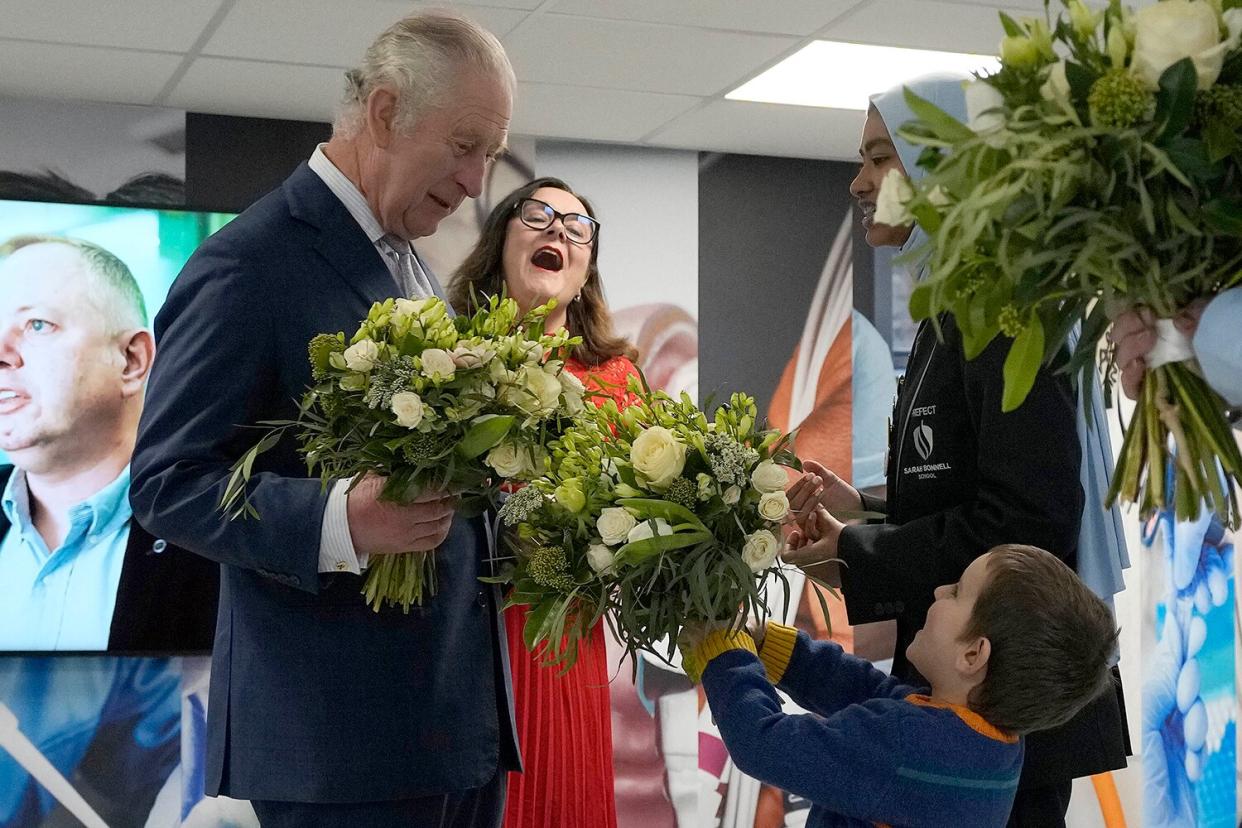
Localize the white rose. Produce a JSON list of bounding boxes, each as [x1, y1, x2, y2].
[[757, 491, 790, 522], [630, 426, 688, 491], [741, 529, 781, 573], [722, 485, 742, 506], [873, 168, 914, 228], [1132, 0, 1232, 91], [486, 442, 531, 479], [343, 339, 379, 372], [586, 543, 615, 574], [597, 507, 638, 546], [558, 370, 586, 415], [1226, 10, 1242, 50], [394, 297, 423, 317], [627, 517, 673, 544], [390, 391, 425, 429], [420, 348, 456, 381], [964, 79, 1006, 147], [750, 460, 788, 494], [1040, 60, 1072, 103], [524, 367, 565, 415], [488, 359, 514, 385], [450, 344, 495, 370]]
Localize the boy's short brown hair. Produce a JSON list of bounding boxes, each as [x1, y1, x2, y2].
[[962, 544, 1118, 735]]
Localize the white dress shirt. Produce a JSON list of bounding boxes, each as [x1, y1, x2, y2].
[[307, 145, 436, 575]]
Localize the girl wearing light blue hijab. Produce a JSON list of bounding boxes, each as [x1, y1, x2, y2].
[[871, 73, 1131, 606], [786, 74, 1130, 827]]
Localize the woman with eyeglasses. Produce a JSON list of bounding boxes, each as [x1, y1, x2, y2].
[[449, 176, 637, 828]]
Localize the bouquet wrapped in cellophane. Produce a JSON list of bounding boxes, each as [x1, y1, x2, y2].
[[493, 379, 817, 674], [221, 294, 584, 611], [886, 0, 1242, 526]]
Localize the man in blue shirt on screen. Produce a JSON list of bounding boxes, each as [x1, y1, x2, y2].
[[0, 236, 215, 651]]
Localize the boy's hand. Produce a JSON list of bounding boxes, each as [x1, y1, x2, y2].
[[782, 505, 845, 588], [677, 622, 716, 684]]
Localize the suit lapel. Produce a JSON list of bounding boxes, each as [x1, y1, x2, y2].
[[283, 162, 398, 308]]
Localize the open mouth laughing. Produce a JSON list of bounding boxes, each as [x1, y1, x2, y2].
[[531, 246, 564, 272]]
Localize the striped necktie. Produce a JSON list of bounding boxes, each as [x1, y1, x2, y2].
[[379, 234, 435, 299]]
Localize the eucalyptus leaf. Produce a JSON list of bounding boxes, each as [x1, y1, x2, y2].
[[904, 88, 976, 144], [1002, 314, 1045, 412]]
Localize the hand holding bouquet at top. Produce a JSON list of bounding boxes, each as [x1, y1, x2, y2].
[[888, 0, 1242, 525], [221, 294, 584, 611]]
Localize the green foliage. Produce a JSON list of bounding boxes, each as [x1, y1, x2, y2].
[[897, 0, 1242, 524]]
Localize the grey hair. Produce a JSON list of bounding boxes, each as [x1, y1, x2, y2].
[[333, 11, 515, 139], [0, 235, 147, 333]]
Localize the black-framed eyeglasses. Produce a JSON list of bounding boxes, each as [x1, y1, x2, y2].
[[514, 197, 599, 245]]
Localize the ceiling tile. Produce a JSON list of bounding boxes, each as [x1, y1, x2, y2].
[[0, 41, 183, 105], [646, 99, 867, 161], [0, 0, 221, 52], [504, 15, 800, 96], [444, 0, 545, 8], [511, 82, 699, 142], [164, 57, 342, 122], [541, 0, 866, 36], [204, 0, 528, 67], [918, 0, 1048, 11], [821, 0, 1032, 54]]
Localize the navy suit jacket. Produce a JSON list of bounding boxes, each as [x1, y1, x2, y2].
[[130, 162, 519, 802]]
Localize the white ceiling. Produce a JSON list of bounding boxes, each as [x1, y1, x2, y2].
[[0, 0, 1043, 160]]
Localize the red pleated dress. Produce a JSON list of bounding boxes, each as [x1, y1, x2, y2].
[[502, 355, 640, 828]]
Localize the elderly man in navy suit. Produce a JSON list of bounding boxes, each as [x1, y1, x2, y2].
[[130, 12, 519, 827]]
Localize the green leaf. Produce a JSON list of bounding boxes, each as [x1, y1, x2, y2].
[[910, 203, 942, 233], [1203, 199, 1242, 238], [903, 88, 975, 144], [523, 599, 557, 651], [1204, 119, 1241, 163], [616, 498, 708, 532], [909, 282, 935, 321], [615, 531, 713, 565], [961, 321, 1001, 361], [998, 11, 1024, 38], [1002, 314, 1045, 413], [1064, 61, 1095, 103], [1153, 58, 1197, 141], [1163, 137, 1216, 182], [456, 414, 516, 459]]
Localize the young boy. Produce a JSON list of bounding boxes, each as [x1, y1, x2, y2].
[[683, 543, 1120, 828]]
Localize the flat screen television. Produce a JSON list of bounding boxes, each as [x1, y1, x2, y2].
[[0, 197, 234, 653]]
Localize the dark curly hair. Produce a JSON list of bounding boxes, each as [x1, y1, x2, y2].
[[447, 176, 636, 367]]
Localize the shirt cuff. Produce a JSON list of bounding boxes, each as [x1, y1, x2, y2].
[[318, 478, 367, 573], [758, 622, 799, 684], [688, 628, 758, 683]]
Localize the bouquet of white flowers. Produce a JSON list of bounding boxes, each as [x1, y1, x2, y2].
[[889, 0, 1242, 526], [495, 381, 820, 674], [221, 294, 584, 611]]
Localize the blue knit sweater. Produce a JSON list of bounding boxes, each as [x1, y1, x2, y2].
[[699, 626, 1022, 828]]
